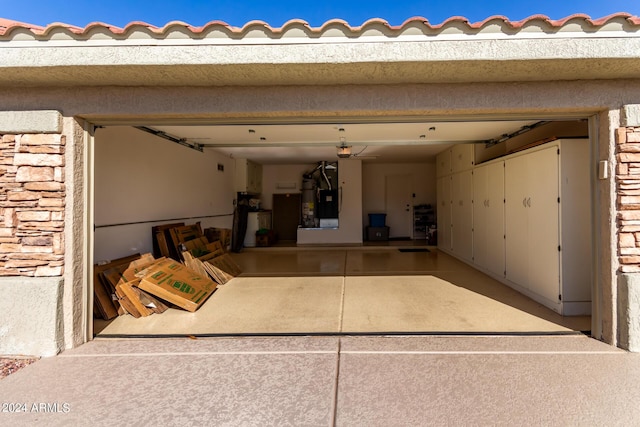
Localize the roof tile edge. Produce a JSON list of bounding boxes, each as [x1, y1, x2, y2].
[[0, 13, 639, 38]]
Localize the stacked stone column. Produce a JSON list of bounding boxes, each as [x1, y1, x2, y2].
[[0, 133, 64, 276], [617, 127, 640, 272]]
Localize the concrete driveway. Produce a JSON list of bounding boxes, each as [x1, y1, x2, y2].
[[1, 334, 639, 426]]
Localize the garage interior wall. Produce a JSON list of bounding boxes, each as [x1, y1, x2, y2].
[[93, 126, 235, 263], [362, 162, 437, 227], [261, 164, 317, 210]]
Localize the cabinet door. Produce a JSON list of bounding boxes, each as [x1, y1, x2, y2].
[[437, 176, 452, 251], [526, 147, 560, 303], [505, 154, 529, 286], [485, 161, 505, 276], [451, 144, 474, 173], [451, 170, 473, 261], [472, 165, 489, 267], [473, 162, 505, 276], [436, 149, 451, 178]]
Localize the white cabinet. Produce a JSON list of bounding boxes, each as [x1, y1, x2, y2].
[[472, 161, 505, 277], [244, 211, 272, 247], [235, 159, 263, 194], [505, 146, 560, 304], [436, 144, 474, 256], [451, 170, 473, 262], [436, 149, 451, 178], [451, 144, 475, 173], [437, 176, 452, 251], [437, 139, 591, 316], [436, 144, 474, 177], [504, 139, 591, 315]]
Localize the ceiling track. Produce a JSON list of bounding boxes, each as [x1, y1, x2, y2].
[[134, 126, 203, 152]]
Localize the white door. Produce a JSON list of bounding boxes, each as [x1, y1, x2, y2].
[[385, 174, 413, 238], [451, 170, 473, 261], [473, 165, 489, 267], [526, 147, 560, 303], [437, 176, 452, 251], [505, 154, 529, 287], [485, 161, 505, 276]]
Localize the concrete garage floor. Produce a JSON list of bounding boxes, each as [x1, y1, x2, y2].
[[96, 247, 590, 336], [3, 248, 637, 425]]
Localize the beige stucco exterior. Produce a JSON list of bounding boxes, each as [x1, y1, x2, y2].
[[1, 14, 640, 355]]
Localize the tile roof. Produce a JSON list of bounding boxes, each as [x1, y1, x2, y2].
[[0, 13, 639, 39]]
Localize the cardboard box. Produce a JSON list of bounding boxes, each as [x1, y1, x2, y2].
[[204, 228, 232, 251], [138, 259, 217, 312]]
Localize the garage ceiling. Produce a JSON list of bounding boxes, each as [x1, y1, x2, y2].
[[153, 119, 538, 164]]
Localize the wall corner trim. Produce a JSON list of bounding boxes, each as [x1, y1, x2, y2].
[[621, 105, 640, 128], [0, 110, 63, 134], [618, 273, 640, 352]]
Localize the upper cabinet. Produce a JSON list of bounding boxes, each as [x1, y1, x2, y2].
[[436, 144, 475, 177], [451, 144, 475, 173], [235, 159, 263, 194], [436, 149, 451, 178]]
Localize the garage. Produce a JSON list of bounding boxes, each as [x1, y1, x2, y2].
[[91, 118, 593, 337], [4, 14, 640, 356]]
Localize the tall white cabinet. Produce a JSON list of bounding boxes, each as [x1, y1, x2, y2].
[[504, 140, 591, 314], [472, 160, 505, 278], [451, 170, 473, 262], [436, 138, 591, 315], [505, 146, 560, 303], [437, 145, 474, 261]]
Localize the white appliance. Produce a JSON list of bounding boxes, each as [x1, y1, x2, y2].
[[244, 211, 272, 247]]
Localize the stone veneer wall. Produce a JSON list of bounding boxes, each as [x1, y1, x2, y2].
[[0, 133, 65, 277]]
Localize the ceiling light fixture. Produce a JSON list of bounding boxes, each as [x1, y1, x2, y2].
[[337, 144, 352, 158]]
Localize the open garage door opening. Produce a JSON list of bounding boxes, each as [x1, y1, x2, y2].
[[90, 118, 594, 339]]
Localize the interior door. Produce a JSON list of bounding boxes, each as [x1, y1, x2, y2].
[[272, 193, 301, 242], [385, 174, 413, 238]]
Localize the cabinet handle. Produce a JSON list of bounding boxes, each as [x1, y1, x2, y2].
[[487, 199, 490, 208], [522, 198, 527, 207], [527, 197, 531, 208]]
